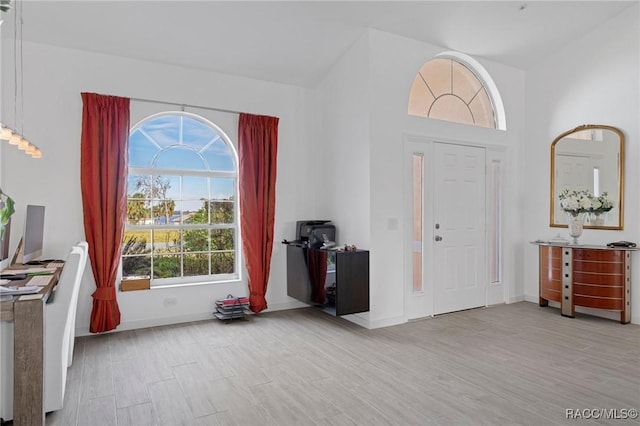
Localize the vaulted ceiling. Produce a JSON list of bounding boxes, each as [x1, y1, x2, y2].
[[2, 1, 636, 87]]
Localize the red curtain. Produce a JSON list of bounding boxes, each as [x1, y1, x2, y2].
[[80, 93, 129, 333], [306, 249, 328, 304], [238, 113, 279, 313]]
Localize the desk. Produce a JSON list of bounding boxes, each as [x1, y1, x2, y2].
[[0, 264, 60, 426]]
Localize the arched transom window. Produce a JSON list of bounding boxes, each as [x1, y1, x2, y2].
[[408, 55, 501, 129], [122, 112, 239, 287]]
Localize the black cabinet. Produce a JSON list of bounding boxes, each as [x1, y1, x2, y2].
[[286, 245, 369, 316]]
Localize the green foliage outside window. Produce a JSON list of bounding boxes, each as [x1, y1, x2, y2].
[[122, 182, 235, 280]]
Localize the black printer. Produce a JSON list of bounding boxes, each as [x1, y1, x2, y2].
[[295, 220, 336, 248]]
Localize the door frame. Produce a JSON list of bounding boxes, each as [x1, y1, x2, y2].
[[403, 134, 505, 321]]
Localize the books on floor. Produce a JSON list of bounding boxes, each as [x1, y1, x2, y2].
[[214, 295, 250, 320]]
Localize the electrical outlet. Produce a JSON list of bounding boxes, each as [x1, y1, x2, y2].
[[163, 297, 177, 307]]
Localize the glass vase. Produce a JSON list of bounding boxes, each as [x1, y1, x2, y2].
[[567, 213, 585, 245], [589, 211, 605, 226]]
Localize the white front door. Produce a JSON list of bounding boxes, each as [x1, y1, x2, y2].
[[433, 142, 486, 315]]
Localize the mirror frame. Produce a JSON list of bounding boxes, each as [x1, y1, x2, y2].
[[550, 124, 624, 230]]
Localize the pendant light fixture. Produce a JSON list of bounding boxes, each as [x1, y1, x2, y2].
[[0, 0, 41, 158]]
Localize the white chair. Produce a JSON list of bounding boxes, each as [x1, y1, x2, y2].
[[67, 241, 88, 367], [44, 246, 84, 413]]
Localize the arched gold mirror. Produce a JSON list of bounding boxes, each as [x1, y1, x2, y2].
[[550, 124, 624, 230]]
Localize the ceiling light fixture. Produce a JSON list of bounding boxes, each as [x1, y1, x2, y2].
[[0, 0, 41, 158]]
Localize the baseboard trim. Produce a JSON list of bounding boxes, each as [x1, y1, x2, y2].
[[522, 294, 537, 304], [75, 299, 312, 337], [364, 314, 406, 329], [76, 311, 215, 337], [263, 300, 309, 312]]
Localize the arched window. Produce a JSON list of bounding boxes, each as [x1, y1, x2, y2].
[[408, 52, 505, 130], [122, 112, 239, 286]]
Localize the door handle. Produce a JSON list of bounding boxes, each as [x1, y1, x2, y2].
[[435, 235, 442, 242]]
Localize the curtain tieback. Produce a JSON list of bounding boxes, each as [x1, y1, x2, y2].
[[92, 286, 117, 301]]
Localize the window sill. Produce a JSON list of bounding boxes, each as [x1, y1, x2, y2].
[[149, 277, 242, 290]]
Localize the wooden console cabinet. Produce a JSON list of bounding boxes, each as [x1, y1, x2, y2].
[[536, 243, 633, 324]]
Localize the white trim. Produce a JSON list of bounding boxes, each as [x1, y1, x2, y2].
[[365, 314, 407, 329]]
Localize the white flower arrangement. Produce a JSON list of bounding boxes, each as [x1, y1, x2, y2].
[[559, 189, 592, 217], [559, 189, 614, 217], [592, 192, 614, 213]]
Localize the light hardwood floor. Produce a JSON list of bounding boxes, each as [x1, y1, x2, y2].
[[46, 302, 639, 426]]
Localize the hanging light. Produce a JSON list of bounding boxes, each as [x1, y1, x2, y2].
[[17, 136, 29, 150], [25, 142, 35, 155], [0, 124, 13, 140], [8, 132, 20, 145], [1, 1, 42, 158]]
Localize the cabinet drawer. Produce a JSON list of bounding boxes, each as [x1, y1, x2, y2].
[[572, 249, 624, 262], [573, 271, 623, 286], [573, 284, 623, 298], [574, 295, 623, 311], [540, 246, 562, 261], [540, 285, 562, 303], [540, 265, 562, 282], [573, 260, 624, 274]]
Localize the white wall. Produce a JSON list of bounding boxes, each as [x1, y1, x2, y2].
[[315, 33, 371, 249], [523, 5, 640, 323], [1, 40, 315, 335], [314, 33, 372, 326]]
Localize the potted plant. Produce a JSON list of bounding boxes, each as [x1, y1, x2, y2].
[[0, 188, 15, 244]]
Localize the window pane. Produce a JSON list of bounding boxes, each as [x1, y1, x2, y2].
[[452, 61, 482, 104], [184, 253, 210, 277], [153, 229, 181, 254], [122, 230, 152, 255], [419, 58, 450, 98], [126, 194, 150, 226], [210, 178, 235, 200], [153, 254, 181, 279], [468, 88, 495, 128], [154, 146, 207, 170], [210, 201, 234, 224], [122, 255, 151, 277], [408, 74, 435, 116], [128, 132, 158, 168], [183, 228, 210, 253], [127, 175, 150, 197], [211, 252, 234, 274], [140, 115, 180, 149], [412, 154, 424, 293], [182, 116, 219, 151], [182, 176, 208, 221], [204, 139, 236, 172], [211, 229, 234, 251], [489, 161, 501, 283]]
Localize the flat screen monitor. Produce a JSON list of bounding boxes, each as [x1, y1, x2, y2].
[[22, 205, 45, 263]]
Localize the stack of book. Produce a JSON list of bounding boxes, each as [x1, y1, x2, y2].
[[214, 295, 250, 321]]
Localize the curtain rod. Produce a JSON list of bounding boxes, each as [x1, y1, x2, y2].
[[129, 96, 241, 115]]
